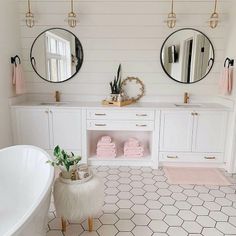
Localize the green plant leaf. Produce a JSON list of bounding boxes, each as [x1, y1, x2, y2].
[[110, 82, 113, 93], [51, 145, 82, 172], [54, 145, 60, 157], [117, 64, 121, 81]]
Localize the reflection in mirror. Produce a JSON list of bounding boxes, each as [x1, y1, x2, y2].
[[160, 28, 214, 84], [30, 28, 83, 83]]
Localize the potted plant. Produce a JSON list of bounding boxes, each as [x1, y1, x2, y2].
[[109, 64, 122, 101], [47, 145, 81, 179]]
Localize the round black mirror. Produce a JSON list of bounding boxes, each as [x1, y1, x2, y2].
[[30, 28, 83, 83], [160, 28, 215, 84]]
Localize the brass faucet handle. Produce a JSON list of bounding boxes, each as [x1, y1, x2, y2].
[[55, 91, 60, 102], [184, 92, 190, 104]]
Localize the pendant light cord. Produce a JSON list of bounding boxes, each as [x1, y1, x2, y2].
[[171, 0, 174, 14], [71, 0, 74, 13], [28, 0, 31, 13], [214, 0, 218, 13]]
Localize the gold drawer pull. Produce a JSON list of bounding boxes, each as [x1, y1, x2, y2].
[[95, 113, 106, 116], [204, 156, 216, 160], [136, 114, 148, 117], [167, 155, 178, 159], [136, 124, 147, 127], [95, 124, 107, 127]]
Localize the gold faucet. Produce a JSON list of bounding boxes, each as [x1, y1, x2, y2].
[[184, 92, 190, 104], [55, 91, 60, 102]]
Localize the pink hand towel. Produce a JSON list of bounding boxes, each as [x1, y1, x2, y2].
[[228, 67, 234, 94], [12, 64, 25, 95], [97, 141, 116, 148], [124, 153, 143, 158], [101, 136, 112, 143], [97, 150, 117, 158], [97, 146, 117, 151], [124, 138, 140, 148], [124, 146, 144, 153], [97, 149, 116, 155], [124, 150, 144, 155], [219, 67, 234, 96]]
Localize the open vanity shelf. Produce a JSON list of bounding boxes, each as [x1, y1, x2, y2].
[[85, 108, 158, 167], [87, 130, 153, 165]]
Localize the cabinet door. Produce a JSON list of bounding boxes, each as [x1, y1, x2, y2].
[[16, 108, 50, 149], [160, 111, 194, 152], [51, 109, 82, 150], [192, 111, 227, 153]]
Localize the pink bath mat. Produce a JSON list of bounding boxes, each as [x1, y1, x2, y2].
[[164, 167, 231, 186]]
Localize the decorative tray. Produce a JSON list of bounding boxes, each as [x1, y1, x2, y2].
[[102, 99, 133, 107], [59, 169, 93, 185]]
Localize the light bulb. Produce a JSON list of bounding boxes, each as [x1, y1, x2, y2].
[[68, 12, 77, 28], [166, 0, 177, 29], [25, 0, 34, 28], [25, 12, 35, 28], [209, 12, 219, 29], [167, 13, 176, 28], [209, 0, 219, 29]]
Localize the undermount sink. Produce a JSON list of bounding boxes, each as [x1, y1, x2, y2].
[[175, 103, 202, 108], [40, 102, 68, 106]]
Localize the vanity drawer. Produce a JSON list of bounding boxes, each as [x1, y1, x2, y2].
[[159, 152, 224, 163], [87, 120, 154, 131], [87, 110, 155, 121]]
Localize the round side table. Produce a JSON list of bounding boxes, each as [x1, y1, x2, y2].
[[53, 174, 104, 232]]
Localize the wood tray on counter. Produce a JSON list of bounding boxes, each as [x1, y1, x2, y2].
[[102, 99, 134, 107]]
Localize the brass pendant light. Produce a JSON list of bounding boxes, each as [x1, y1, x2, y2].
[[209, 0, 219, 29], [25, 0, 35, 28], [167, 0, 177, 28], [67, 0, 78, 28]]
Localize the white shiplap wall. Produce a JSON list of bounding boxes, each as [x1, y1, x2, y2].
[[17, 0, 231, 97]]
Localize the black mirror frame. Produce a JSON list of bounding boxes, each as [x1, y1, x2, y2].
[[30, 27, 84, 83], [160, 28, 215, 84]]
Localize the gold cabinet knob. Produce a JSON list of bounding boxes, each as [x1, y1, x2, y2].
[[167, 155, 178, 159], [204, 156, 216, 160]]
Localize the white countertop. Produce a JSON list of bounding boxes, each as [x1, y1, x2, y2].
[[11, 101, 230, 111]]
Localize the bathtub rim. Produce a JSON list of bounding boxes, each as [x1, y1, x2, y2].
[[1, 145, 54, 236]]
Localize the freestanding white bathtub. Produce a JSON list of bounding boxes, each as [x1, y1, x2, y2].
[[0, 145, 54, 236]]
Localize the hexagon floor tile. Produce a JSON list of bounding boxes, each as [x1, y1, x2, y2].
[[47, 166, 236, 236]]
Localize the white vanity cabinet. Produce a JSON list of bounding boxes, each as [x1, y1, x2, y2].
[[13, 108, 51, 149], [50, 108, 82, 150], [160, 111, 194, 152], [12, 107, 82, 154], [11, 102, 229, 168], [160, 110, 228, 163], [191, 111, 227, 153]]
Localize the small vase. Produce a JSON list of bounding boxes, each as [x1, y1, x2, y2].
[[78, 164, 90, 179], [60, 165, 78, 179], [110, 93, 120, 102], [117, 94, 123, 102]]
